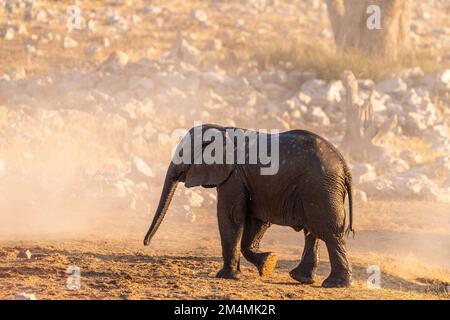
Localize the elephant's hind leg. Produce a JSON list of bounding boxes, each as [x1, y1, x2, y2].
[[241, 217, 277, 277], [290, 230, 320, 284], [322, 235, 352, 288]]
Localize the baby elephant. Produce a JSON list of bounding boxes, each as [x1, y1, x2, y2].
[[144, 124, 354, 288]]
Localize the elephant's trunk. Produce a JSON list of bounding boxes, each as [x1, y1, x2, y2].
[[143, 164, 178, 246]]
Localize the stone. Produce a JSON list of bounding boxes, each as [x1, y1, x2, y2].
[[17, 249, 32, 259], [376, 76, 407, 94], [0, 159, 4, 177], [354, 189, 368, 203], [132, 156, 154, 179], [437, 69, 450, 90], [399, 150, 423, 165], [185, 189, 204, 208], [352, 163, 377, 185], [306, 107, 330, 125], [4, 28, 14, 40], [360, 178, 395, 199], [192, 9, 208, 24], [403, 112, 428, 135], [100, 51, 129, 72], [61, 36, 78, 49], [9, 293, 36, 300]]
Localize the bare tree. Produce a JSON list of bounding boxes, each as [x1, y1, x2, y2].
[[340, 71, 397, 161], [325, 0, 411, 60]]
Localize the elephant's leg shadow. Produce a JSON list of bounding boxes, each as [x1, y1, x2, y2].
[[290, 230, 320, 284], [241, 216, 277, 277]]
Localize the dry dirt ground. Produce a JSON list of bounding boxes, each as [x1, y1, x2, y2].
[[1, 201, 449, 300]]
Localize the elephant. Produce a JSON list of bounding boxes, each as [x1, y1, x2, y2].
[[143, 124, 354, 288]]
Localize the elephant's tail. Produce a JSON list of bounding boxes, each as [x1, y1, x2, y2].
[[344, 171, 355, 238]]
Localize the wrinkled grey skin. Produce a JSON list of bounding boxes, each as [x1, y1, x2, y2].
[[144, 124, 354, 288]]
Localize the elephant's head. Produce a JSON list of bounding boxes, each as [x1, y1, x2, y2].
[[143, 124, 235, 245]]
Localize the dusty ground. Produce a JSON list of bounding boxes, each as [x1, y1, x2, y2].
[[1, 201, 449, 300]]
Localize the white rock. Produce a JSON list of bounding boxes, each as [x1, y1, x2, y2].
[[352, 163, 377, 185], [185, 189, 204, 208], [17, 249, 32, 259], [128, 76, 155, 91], [192, 9, 208, 24], [0, 159, 4, 177], [354, 189, 368, 203], [84, 45, 97, 56], [100, 51, 129, 72], [376, 76, 407, 93], [437, 69, 450, 90], [360, 178, 395, 198], [61, 36, 78, 49], [133, 157, 154, 178], [9, 293, 36, 300], [306, 107, 330, 125], [4, 28, 14, 40], [399, 150, 423, 165], [403, 112, 428, 135]]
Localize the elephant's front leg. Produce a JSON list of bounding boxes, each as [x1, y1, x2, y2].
[[290, 230, 320, 284], [215, 182, 246, 280], [241, 217, 277, 277]]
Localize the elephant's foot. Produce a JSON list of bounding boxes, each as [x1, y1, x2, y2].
[[256, 252, 277, 277], [289, 265, 316, 284], [321, 273, 352, 288], [216, 267, 242, 280]]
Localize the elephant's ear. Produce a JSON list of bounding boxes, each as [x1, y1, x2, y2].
[[185, 129, 235, 188], [185, 163, 234, 188]]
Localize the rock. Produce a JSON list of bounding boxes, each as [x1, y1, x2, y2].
[[206, 38, 223, 51], [87, 19, 96, 33], [403, 112, 428, 135], [400, 150, 423, 165], [8, 293, 36, 300], [376, 76, 407, 94], [305, 107, 330, 126], [354, 189, 368, 203], [128, 76, 155, 91], [437, 69, 450, 90], [84, 45, 97, 56], [192, 9, 208, 24], [300, 79, 327, 97], [431, 156, 450, 178], [4, 28, 14, 40], [184, 208, 196, 223], [185, 189, 204, 208], [17, 249, 32, 259], [36, 10, 48, 23], [174, 38, 201, 65], [393, 172, 440, 200], [114, 179, 135, 197], [100, 51, 129, 72], [132, 156, 154, 179], [0, 159, 5, 177], [378, 155, 410, 175], [61, 36, 78, 49], [360, 177, 395, 199], [311, 80, 344, 107], [261, 83, 288, 101], [352, 163, 377, 185]]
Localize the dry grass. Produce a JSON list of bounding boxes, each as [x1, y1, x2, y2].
[[252, 38, 449, 81]]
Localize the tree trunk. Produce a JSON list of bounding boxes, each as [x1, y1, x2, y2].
[[340, 71, 397, 161], [325, 0, 411, 60]]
